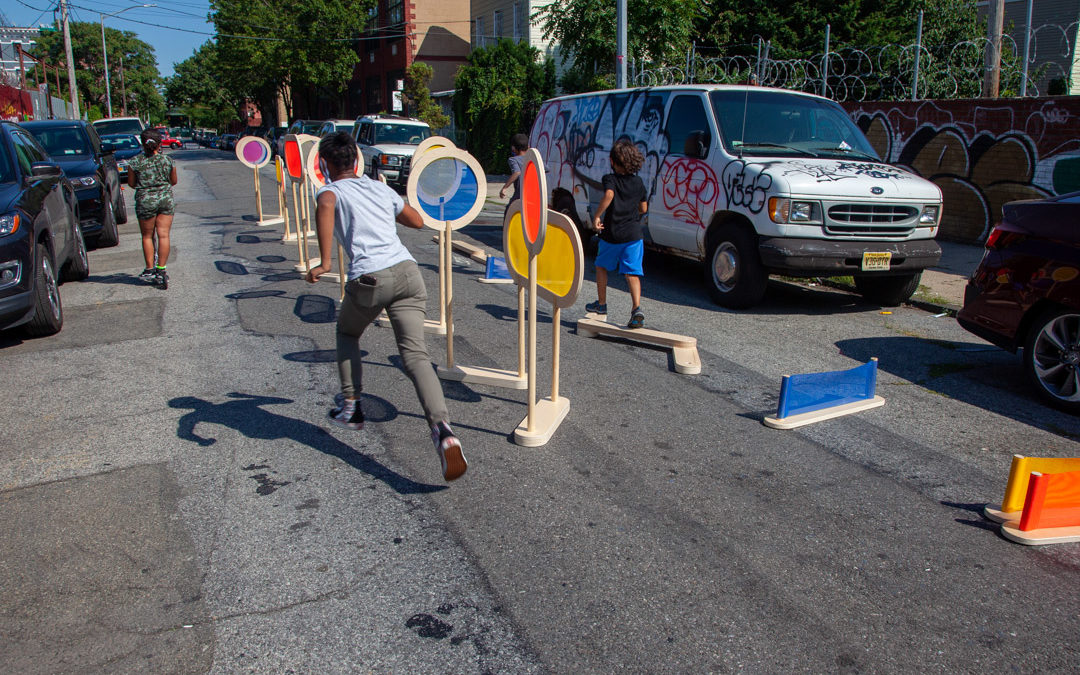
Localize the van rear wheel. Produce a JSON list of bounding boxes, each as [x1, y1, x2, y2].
[[854, 272, 921, 306], [704, 225, 768, 309]]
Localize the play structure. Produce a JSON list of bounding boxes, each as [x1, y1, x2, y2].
[[984, 455, 1080, 523], [982, 454, 1080, 545], [763, 359, 884, 429], [302, 141, 347, 296], [234, 135, 284, 227], [576, 314, 701, 374], [500, 150, 585, 446]]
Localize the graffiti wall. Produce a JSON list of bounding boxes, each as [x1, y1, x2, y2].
[[845, 97, 1080, 243], [0, 83, 33, 122]]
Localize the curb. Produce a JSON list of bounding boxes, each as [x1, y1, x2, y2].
[[812, 278, 960, 317]]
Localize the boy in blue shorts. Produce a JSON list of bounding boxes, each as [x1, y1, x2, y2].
[[586, 139, 649, 328]]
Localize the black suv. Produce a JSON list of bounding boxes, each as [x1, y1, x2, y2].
[[20, 120, 127, 247], [0, 121, 88, 336]]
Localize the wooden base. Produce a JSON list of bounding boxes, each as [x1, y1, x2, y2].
[[257, 216, 284, 227], [282, 230, 316, 242], [437, 364, 527, 389], [982, 504, 1016, 524], [478, 276, 514, 284], [763, 396, 886, 429], [513, 396, 570, 447], [577, 314, 701, 375], [319, 271, 342, 283], [1000, 521, 1080, 545], [432, 234, 488, 263], [293, 256, 322, 273]]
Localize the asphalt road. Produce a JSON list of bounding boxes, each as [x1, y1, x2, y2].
[[2, 147, 1078, 673]]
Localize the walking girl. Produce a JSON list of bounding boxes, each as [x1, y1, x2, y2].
[[127, 128, 177, 287]]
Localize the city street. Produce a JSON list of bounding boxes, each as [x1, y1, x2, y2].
[[2, 148, 1079, 673]]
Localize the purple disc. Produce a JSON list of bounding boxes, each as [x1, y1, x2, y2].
[[242, 140, 266, 165]]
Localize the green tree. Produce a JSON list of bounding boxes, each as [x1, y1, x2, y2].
[[29, 20, 163, 120], [404, 62, 450, 131], [164, 42, 237, 130], [210, 0, 374, 123], [535, 0, 702, 92], [453, 39, 556, 172]]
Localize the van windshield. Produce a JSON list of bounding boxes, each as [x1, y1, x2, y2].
[[709, 90, 878, 160]]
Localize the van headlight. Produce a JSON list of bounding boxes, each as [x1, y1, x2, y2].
[[919, 205, 940, 225], [381, 155, 401, 167], [768, 198, 820, 224]]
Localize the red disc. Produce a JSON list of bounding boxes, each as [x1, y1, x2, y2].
[[284, 140, 303, 179], [522, 161, 541, 244]]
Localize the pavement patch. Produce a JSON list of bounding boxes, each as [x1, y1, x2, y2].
[[0, 463, 213, 674], [0, 297, 164, 354]]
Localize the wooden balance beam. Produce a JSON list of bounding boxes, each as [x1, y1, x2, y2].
[[576, 313, 701, 375], [432, 234, 488, 264]]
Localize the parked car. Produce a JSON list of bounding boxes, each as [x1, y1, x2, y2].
[[91, 116, 145, 137], [352, 114, 432, 190], [20, 119, 127, 247], [159, 131, 183, 149], [316, 119, 356, 137], [218, 134, 237, 151], [99, 133, 142, 181], [266, 126, 288, 156], [0, 120, 88, 336], [957, 191, 1080, 413], [530, 85, 944, 308]]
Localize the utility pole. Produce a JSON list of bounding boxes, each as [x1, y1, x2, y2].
[[60, 0, 80, 118], [982, 0, 1004, 98], [615, 0, 627, 89], [119, 57, 127, 115]]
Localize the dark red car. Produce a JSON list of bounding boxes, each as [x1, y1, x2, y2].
[[958, 191, 1080, 413]]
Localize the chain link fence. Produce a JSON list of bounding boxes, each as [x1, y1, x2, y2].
[[633, 21, 1078, 101]]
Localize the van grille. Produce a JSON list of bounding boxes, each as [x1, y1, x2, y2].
[[826, 204, 917, 237]]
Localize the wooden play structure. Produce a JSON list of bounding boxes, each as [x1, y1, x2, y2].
[[1000, 468, 1080, 545], [576, 314, 701, 375], [234, 135, 284, 227], [763, 359, 884, 429], [984, 454, 1080, 523]]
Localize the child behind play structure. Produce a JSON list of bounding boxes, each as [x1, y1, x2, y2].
[[586, 139, 649, 328]]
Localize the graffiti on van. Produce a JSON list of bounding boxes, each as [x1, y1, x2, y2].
[[531, 91, 723, 228], [780, 160, 909, 183], [722, 160, 772, 214]]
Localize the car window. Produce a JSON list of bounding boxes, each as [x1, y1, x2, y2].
[[0, 134, 15, 183], [85, 125, 102, 153], [93, 118, 143, 135], [303, 122, 322, 134], [359, 122, 373, 145], [665, 95, 711, 159], [11, 131, 40, 175], [336, 123, 352, 133], [14, 130, 48, 163], [31, 127, 92, 157], [103, 134, 140, 149], [373, 123, 430, 145]]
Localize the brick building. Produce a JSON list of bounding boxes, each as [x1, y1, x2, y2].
[[348, 0, 471, 117]]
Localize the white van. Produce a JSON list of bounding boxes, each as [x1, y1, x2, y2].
[[529, 85, 943, 308]]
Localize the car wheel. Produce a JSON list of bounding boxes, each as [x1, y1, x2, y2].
[[704, 224, 768, 309], [62, 223, 89, 282], [854, 272, 921, 307], [25, 243, 63, 337], [115, 188, 128, 224], [96, 196, 119, 247], [1023, 308, 1080, 414]]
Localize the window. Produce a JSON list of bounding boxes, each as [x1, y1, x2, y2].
[[475, 16, 485, 48], [493, 11, 502, 40], [664, 95, 711, 159], [387, 0, 404, 26], [359, 122, 374, 145], [513, 3, 522, 42], [366, 76, 382, 111], [365, 4, 378, 34]]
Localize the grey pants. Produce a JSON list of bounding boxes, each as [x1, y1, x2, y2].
[[336, 259, 449, 428]]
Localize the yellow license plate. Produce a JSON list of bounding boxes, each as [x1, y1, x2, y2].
[[861, 252, 892, 271]]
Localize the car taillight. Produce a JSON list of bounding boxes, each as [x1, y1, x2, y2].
[[984, 226, 1004, 249], [984, 226, 1021, 250]]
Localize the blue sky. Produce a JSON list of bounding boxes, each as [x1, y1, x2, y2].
[[7, 0, 215, 78]]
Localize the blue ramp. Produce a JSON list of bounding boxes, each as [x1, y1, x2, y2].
[[765, 358, 884, 429]]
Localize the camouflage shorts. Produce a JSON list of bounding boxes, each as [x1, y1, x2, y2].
[[135, 189, 175, 221]]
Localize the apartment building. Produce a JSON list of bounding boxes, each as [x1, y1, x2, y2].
[[348, 0, 471, 117], [470, 0, 562, 65]]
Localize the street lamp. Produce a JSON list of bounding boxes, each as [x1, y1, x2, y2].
[[101, 4, 155, 118]]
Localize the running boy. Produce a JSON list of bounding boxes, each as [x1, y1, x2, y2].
[[586, 139, 649, 328], [127, 128, 177, 287], [306, 132, 467, 482], [498, 133, 530, 208]]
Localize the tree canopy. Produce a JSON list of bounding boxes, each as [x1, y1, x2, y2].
[[29, 21, 163, 121], [163, 42, 236, 130]]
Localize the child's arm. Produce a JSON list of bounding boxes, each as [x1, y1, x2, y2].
[[306, 191, 337, 283], [396, 204, 424, 229], [168, 164, 178, 186], [499, 170, 521, 199], [592, 189, 615, 231], [639, 200, 648, 214]]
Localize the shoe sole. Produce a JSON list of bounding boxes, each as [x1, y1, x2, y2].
[[327, 416, 363, 431], [440, 439, 468, 481]]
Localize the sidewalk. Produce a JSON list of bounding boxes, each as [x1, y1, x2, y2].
[[483, 173, 979, 313]]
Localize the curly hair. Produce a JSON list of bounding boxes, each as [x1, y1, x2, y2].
[[609, 139, 644, 174]]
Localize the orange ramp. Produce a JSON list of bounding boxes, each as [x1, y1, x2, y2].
[[1001, 469, 1080, 545], [983, 455, 1080, 523]]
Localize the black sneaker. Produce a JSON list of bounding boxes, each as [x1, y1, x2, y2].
[[139, 268, 156, 281], [328, 398, 364, 430], [431, 421, 467, 481], [585, 300, 607, 314], [154, 267, 168, 289], [628, 307, 644, 329]]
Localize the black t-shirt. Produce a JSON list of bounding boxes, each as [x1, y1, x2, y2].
[[600, 173, 647, 244]]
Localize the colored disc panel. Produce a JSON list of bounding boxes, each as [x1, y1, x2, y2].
[[413, 136, 455, 163], [503, 202, 583, 309], [236, 136, 272, 169], [407, 147, 488, 231], [519, 148, 548, 255], [283, 134, 304, 183]]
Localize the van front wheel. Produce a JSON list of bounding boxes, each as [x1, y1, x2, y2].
[[704, 226, 768, 309]]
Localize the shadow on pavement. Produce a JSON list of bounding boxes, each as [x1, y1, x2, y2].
[[168, 392, 445, 495]]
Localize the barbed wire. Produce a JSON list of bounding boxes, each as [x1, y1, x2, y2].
[[633, 22, 1078, 101]]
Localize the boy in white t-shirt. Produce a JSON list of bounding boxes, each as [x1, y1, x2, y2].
[[306, 132, 466, 481]]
